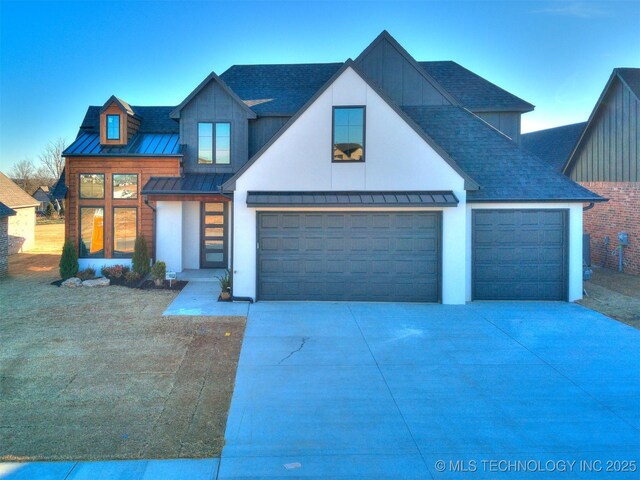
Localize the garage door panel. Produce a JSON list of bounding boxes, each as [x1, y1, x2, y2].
[[257, 212, 440, 302], [473, 209, 567, 301]]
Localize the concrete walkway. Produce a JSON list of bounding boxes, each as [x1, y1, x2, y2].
[[163, 269, 250, 316], [219, 301, 640, 478]]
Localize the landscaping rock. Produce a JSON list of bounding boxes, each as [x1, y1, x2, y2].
[[61, 277, 82, 288], [82, 277, 110, 288]]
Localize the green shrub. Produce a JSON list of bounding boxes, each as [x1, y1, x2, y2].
[[59, 240, 79, 279], [151, 261, 166, 281], [124, 271, 141, 284], [45, 202, 54, 217], [217, 270, 231, 292], [132, 236, 150, 277], [77, 267, 96, 280]]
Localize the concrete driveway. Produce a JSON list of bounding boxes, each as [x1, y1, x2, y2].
[[219, 302, 640, 479]]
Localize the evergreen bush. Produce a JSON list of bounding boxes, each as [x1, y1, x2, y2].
[[59, 240, 79, 279], [132, 236, 150, 277]]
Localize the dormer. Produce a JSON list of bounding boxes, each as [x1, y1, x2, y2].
[[99, 95, 141, 145]]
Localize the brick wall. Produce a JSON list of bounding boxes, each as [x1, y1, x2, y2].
[[0, 217, 8, 278], [581, 182, 640, 275]]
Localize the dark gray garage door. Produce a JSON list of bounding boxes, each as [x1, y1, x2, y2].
[[257, 212, 441, 302], [473, 209, 567, 300]]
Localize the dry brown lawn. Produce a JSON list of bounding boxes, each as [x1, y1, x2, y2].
[[0, 225, 246, 461], [579, 267, 640, 330]]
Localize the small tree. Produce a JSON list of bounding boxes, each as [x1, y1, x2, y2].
[[59, 240, 79, 279], [44, 202, 54, 217], [132, 236, 150, 277]]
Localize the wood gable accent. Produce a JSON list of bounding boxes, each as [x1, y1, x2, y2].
[[99, 96, 141, 146]]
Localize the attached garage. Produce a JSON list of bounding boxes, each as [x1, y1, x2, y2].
[[257, 211, 441, 302], [472, 209, 568, 300]]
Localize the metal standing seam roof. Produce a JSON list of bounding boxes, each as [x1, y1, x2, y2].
[[0, 201, 16, 218], [63, 132, 182, 156], [141, 173, 234, 195], [246, 191, 459, 207]]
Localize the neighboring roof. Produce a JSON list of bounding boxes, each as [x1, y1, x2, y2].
[[0, 201, 16, 218], [564, 67, 640, 174], [402, 106, 603, 202], [35, 186, 50, 194], [220, 63, 343, 116], [521, 122, 587, 172], [78, 106, 178, 134], [64, 132, 182, 156], [51, 169, 67, 201], [246, 191, 459, 207], [617, 68, 640, 100], [170, 71, 257, 119], [0, 172, 39, 208], [100, 95, 137, 117], [419, 61, 534, 113], [223, 60, 479, 192], [141, 173, 233, 195]]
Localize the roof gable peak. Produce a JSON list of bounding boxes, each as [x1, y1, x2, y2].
[[100, 95, 136, 117]]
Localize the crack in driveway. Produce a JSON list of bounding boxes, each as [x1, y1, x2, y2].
[[278, 336, 309, 364]]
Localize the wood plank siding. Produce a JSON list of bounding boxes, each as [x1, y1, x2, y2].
[[571, 78, 639, 182], [65, 156, 181, 259]]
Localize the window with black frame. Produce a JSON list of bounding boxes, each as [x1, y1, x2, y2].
[[333, 107, 365, 162]]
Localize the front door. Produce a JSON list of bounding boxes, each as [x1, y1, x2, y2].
[[200, 202, 228, 269]]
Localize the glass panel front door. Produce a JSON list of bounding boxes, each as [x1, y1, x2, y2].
[[201, 202, 228, 268]]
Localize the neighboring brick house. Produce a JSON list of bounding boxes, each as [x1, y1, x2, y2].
[[523, 68, 639, 275], [58, 31, 601, 303], [0, 201, 16, 278], [0, 172, 39, 254]]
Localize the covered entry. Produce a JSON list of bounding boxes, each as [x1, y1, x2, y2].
[[472, 209, 568, 300]]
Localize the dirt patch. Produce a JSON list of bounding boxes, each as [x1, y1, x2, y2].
[[0, 252, 246, 461], [579, 267, 640, 330]]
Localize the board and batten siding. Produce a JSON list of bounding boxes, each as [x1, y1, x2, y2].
[[570, 78, 639, 182], [65, 156, 181, 262], [249, 117, 290, 157], [356, 36, 451, 107], [475, 111, 522, 144], [179, 80, 250, 174]]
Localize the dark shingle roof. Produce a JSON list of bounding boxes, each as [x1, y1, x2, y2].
[[0, 201, 16, 218], [51, 168, 67, 201], [419, 61, 534, 112], [220, 63, 343, 115], [141, 173, 233, 195], [402, 106, 601, 202], [64, 132, 181, 156], [617, 68, 640, 99], [521, 122, 587, 172], [79, 106, 178, 133]]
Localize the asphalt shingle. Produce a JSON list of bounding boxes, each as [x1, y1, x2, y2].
[[521, 122, 587, 172], [402, 106, 601, 202], [0, 172, 40, 208], [79, 106, 178, 133]]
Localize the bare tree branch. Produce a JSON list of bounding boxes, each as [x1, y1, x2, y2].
[[10, 159, 36, 191], [38, 137, 67, 179]]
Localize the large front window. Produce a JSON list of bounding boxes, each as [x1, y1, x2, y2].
[[198, 122, 231, 164], [113, 207, 137, 257], [106, 115, 120, 140], [80, 174, 105, 199], [79, 207, 104, 258], [113, 174, 138, 199], [333, 107, 365, 162]]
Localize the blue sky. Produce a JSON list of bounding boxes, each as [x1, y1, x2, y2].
[[1, 0, 638, 173]]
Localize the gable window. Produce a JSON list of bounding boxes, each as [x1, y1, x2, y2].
[[79, 174, 105, 199], [106, 115, 120, 140], [79, 207, 104, 258], [113, 174, 138, 199], [113, 207, 137, 257], [333, 107, 365, 162], [198, 122, 231, 164]]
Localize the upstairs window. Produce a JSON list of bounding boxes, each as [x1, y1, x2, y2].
[[333, 107, 365, 162], [106, 115, 120, 140], [79, 174, 105, 199], [198, 122, 231, 165]]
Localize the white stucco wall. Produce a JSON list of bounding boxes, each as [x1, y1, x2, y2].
[[182, 201, 200, 269], [8, 206, 35, 254], [156, 201, 183, 272], [232, 66, 468, 304], [465, 203, 584, 302]]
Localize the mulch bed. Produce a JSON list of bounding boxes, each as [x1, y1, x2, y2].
[[51, 277, 188, 291]]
